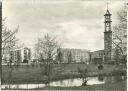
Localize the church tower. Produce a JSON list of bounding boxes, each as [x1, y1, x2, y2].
[[104, 9, 112, 62]]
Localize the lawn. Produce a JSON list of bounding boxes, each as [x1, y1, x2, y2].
[[2, 63, 126, 84]]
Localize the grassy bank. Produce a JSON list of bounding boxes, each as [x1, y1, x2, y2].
[[2, 63, 126, 84]]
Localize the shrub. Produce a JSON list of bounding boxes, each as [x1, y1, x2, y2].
[[98, 64, 104, 70]]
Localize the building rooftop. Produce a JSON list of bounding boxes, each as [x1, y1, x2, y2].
[[59, 48, 90, 52]]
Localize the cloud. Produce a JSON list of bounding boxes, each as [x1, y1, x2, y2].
[[57, 20, 104, 50], [2, 1, 125, 51]]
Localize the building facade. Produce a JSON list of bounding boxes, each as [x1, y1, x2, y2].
[[90, 50, 105, 64], [23, 47, 31, 63], [56, 48, 90, 63], [2, 47, 31, 64]]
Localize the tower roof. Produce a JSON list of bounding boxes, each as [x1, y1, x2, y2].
[[106, 10, 110, 14], [104, 10, 111, 16]]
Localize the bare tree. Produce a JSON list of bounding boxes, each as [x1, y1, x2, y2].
[[34, 33, 62, 84], [112, 4, 127, 64], [2, 18, 19, 64], [67, 51, 72, 63], [77, 67, 88, 86], [35, 34, 61, 62], [56, 48, 63, 63], [2, 18, 19, 88]]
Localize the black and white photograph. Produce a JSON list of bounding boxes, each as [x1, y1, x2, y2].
[[0, 0, 127, 90]]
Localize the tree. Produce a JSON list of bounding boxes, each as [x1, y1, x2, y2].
[[56, 48, 63, 63], [35, 34, 61, 63], [2, 18, 19, 64], [34, 33, 61, 84], [67, 51, 72, 63], [98, 64, 104, 70], [112, 3, 127, 64], [77, 67, 88, 86], [2, 18, 19, 88], [114, 46, 121, 64]]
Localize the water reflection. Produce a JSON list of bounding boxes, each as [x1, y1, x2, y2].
[[2, 76, 125, 89], [49, 78, 83, 87]]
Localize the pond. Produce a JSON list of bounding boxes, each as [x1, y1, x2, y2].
[[2, 76, 126, 89]]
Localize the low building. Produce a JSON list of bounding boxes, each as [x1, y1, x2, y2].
[[23, 47, 31, 63], [91, 47, 126, 64], [56, 48, 90, 64], [2, 47, 31, 65], [90, 50, 105, 64]]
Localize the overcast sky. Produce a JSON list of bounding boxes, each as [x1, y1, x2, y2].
[[3, 1, 125, 52]]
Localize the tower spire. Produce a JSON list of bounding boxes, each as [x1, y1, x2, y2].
[[106, 1, 109, 10]]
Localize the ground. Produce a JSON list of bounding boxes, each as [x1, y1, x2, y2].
[[2, 63, 126, 84]]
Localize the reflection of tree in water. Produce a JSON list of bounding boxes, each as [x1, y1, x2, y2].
[[16, 85, 19, 89], [70, 79, 74, 83], [67, 79, 71, 86], [60, 80, 66, 86], [60, 80, 63, 86]]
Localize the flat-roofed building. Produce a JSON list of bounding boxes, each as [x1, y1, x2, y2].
[[56, 48, 90, 64], [90, 50, 105, 64], [2, 47, 31, 65]]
